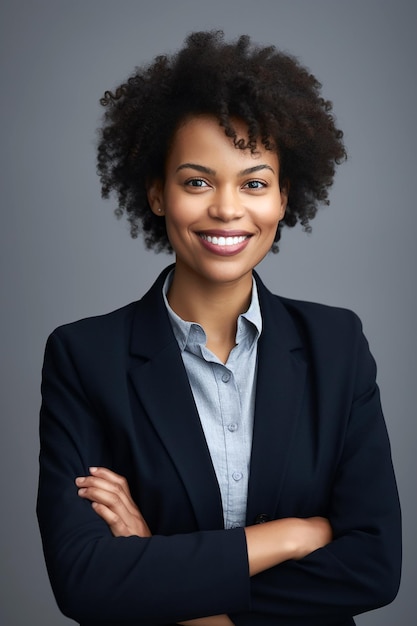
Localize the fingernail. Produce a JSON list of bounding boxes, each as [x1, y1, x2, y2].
[[78, 488, 87, 495], [89, 467, 98, 473], [75, 477, 85, 485]]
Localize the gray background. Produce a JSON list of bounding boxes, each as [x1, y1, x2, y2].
[[1, 1, 416, 624]]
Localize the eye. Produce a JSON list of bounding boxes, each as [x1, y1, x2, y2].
[[185, 178, 209, 188], [243, 180, 267, 190]]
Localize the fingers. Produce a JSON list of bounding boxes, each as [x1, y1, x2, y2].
[[87, 466, 129, 487], [75, 467, 152, 538], [90, 501, 132, 536], [77, 467, 131, 497], [76, 469, 136, 514]]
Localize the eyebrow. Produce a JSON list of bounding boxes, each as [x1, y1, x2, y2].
[[175, 163, 276, 176]]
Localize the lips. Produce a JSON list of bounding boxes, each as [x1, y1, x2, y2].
[[197, 231, 252, 256], [199, 234, 249, 247]]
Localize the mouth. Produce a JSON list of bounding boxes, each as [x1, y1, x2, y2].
[[199, 233, 250, 247], [197, 231, 252, 256]]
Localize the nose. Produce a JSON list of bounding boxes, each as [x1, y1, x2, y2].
[[208, 186, 244, 222]]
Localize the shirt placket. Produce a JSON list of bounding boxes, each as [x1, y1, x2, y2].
[[213, 361, 247, 529]]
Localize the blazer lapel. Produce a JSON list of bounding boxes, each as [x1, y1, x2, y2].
[[128, 268, 224, 530], [246, 275, 307, 525]]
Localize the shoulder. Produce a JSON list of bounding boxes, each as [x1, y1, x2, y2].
[[40, 303, 142, 396], [43, 302, 141, 374], [277, 295, 367, 363], [257, 279, 373, 379], [278, 294, 362, 335], [256, 273, 363, 342], [48, 266, 172, 349], [264, 291, 377, 398], [50, 301, 138, 345]]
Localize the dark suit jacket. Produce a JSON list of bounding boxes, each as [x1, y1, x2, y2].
[[37, 267, 401, 626]]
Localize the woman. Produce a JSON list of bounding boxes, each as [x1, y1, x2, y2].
[[37, 31, 401, 626]]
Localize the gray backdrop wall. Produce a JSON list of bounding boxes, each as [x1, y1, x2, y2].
[[1, 1, 416, 624]]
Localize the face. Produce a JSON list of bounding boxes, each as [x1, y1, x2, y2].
[[148, 115, 288, 289]]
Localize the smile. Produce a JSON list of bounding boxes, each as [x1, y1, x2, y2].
[[197, 232, 252, 257], [199, 234, 249, 246]]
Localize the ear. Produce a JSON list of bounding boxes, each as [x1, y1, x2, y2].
[[147, 179, 165, 216]]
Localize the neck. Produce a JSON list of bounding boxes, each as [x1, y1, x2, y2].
[[167, 263, 253, 361]]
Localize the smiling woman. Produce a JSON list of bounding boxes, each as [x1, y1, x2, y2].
[[146, 115, 287, 342], [146, 115, 287, 362], [37, 31, 401, 626]]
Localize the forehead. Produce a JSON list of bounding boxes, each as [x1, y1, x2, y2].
[[166, 115, 279, 172]]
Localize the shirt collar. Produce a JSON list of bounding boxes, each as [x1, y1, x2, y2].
[[162, 269, 262, 352]]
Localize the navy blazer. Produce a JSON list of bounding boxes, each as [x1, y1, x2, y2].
[[37, 267, 401, 625]]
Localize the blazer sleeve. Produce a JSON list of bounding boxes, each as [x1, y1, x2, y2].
[[37, 327, 251, 624], [232, 317, 402, 625]]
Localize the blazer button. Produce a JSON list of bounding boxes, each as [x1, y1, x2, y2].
[[254, 513, 270, 524]]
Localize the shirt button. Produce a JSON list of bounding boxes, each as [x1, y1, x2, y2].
[[232, 471, 243, 481], [228, 423, 238, 432], [221, 372, 231, 383]]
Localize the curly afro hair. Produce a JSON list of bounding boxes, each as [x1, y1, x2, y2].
[[97, 30, 346, 253]]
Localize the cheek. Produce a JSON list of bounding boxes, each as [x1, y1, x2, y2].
[[163, 205, 196, 250], [165, 209, 191, 235], [164, 192, 203, 231], [258, 203, 284, 231]]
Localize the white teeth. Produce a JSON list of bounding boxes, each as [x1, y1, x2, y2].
[[201, 234, 247, 246]]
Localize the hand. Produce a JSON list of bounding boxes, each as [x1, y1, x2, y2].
[[76, 467, 151, 537]]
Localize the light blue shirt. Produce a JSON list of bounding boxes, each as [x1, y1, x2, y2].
[[162, 271, 262, 529]]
